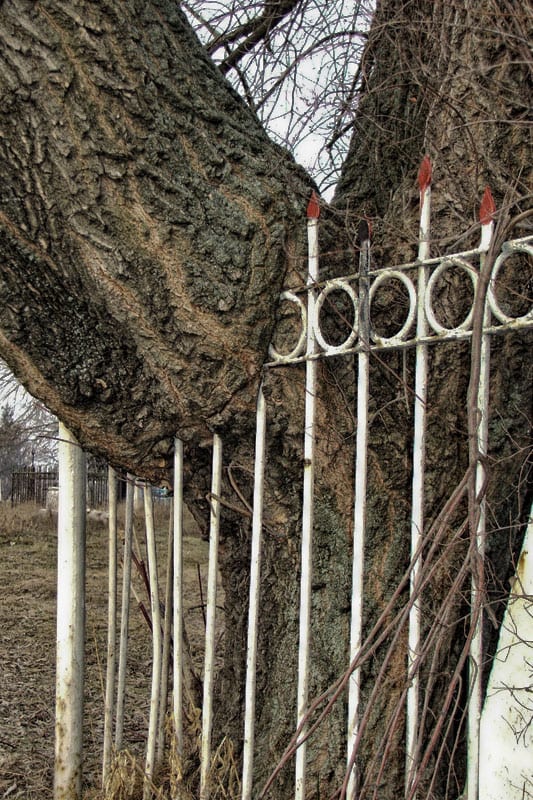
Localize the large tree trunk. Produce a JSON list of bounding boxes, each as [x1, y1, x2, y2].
[[0, 1, 531, 799], [0, 0, 313, 482]]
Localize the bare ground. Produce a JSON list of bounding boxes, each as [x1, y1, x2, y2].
[[0, 501, 212, 799]]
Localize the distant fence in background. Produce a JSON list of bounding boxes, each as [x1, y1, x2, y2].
[[10, 467, 109, 508], [9, 468, 168, 508], [11, 467, 58, 506]]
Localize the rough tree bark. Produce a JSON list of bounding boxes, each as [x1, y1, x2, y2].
[[0, 1, 531, 798], [0, 0, 314, 481]]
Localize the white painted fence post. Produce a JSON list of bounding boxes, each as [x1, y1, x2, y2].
[[406, 157, 432, 794], [157, 505, 174, 764], [467, 188, 495, 800], [103, 466, 118, 786], [479, 504, 533, 799], [115, 475, 134, 752], [144, 485, 163, 799], [295, 192, 320, 800], [54, 423, 87, 800], [347, 218, 371, 800], [173, 439, 185, 758], [242, 385, 267, 800], [200, 433, 223, 800]]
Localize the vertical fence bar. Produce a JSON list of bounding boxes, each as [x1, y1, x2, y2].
[[144, 485, 163, 799], [242, 384, 267, 800], [467, 190, 495, 800], [103, 466, 118, 786], [406, 158, 432, 794], [115, 475, 134, 752], [157, 506, 174, 764], [200, 433, 223, 800], [347, 220, 371, 800], [173, 439, 185, 758], [54, 423, 86, 800], [294, 194, 320, 800]]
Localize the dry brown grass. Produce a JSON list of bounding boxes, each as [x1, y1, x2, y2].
[[0, 499, 214, 799]]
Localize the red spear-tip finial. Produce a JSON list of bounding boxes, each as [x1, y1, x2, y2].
[[417, 155, 432, 194], [307, 190, 320, 219], [479, 186, 496, 224]]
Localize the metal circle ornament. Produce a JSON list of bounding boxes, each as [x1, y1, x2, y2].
[[268, 291, 308, 362], [425, 257, 478, 335], [313, 279, 359, 355], [368, 270, 417, 343], [488, 242, 533, 325]]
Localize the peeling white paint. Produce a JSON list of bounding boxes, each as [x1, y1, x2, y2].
[[479, 507, 533, 800], [54, 424, 86, 800]]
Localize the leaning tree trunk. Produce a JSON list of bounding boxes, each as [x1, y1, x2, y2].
[[0, 1, 531, 799], [0, 0, 314, 482]]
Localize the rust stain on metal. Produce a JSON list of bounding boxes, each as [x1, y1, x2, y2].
[[417, 155, 432, 194], [306, 190, 320, 219]]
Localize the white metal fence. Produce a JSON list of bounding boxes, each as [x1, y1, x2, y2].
[[53, 159, 533, 800]]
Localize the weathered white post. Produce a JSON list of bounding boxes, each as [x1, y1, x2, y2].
[[241, 385, 267, 800], [54, 423, 87, 800], [173, 439, 185, 759], [103, 466, 118, 786], [294, 191, 320, 800], [115, 475, 134, 751], [199, 433, 223, 800], [406, 156, 432, 794], [479, 504, 533, 800], [347, 217, 372, 800], [157, 505, 174, 764], [144, 485, 163, 800], [467, 187, 495, 800]]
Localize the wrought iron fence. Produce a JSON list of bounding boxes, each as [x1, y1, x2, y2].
[[10, 466, 109, 508], [50, 158, 533, 800]]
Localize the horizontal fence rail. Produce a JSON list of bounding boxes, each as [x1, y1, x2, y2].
[[267, 240, 533, 365], [49, 160, 533, 800]]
